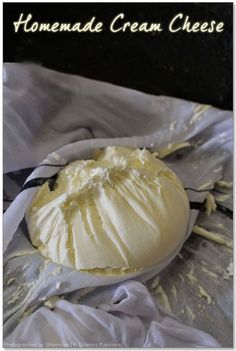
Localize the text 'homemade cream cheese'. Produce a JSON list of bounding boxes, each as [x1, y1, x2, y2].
[[26, 147, 190, 274]]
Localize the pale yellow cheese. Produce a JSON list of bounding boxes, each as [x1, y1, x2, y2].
[[205, 193, 217, 215], [192, 225, 233, 248], [26, 147, 190, 274]]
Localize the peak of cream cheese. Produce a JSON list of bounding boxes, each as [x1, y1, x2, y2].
[[26, 146, 190, 274]]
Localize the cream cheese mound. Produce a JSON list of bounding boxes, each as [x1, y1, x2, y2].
[[26, 146, 190, 274]]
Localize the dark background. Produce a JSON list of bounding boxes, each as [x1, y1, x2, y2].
[[3, 2, 233, 110]]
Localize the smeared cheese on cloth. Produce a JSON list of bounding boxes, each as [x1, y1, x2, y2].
[[153, 141, 191, 158], [192, 225, 233, 248], [205, 193, 217, 216], [26, 147, 190, 274]]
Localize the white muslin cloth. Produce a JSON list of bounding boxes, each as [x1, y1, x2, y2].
[[4, 281, 220, 348], [3, 63, 232, 347]]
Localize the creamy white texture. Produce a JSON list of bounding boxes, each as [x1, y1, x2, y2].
[[26, 147, 190, 273]]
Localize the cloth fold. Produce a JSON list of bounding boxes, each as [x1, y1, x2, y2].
[[4, 281, 220, 348]]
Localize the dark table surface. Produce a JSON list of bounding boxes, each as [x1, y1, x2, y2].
[[4, 3, 233, 110]]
